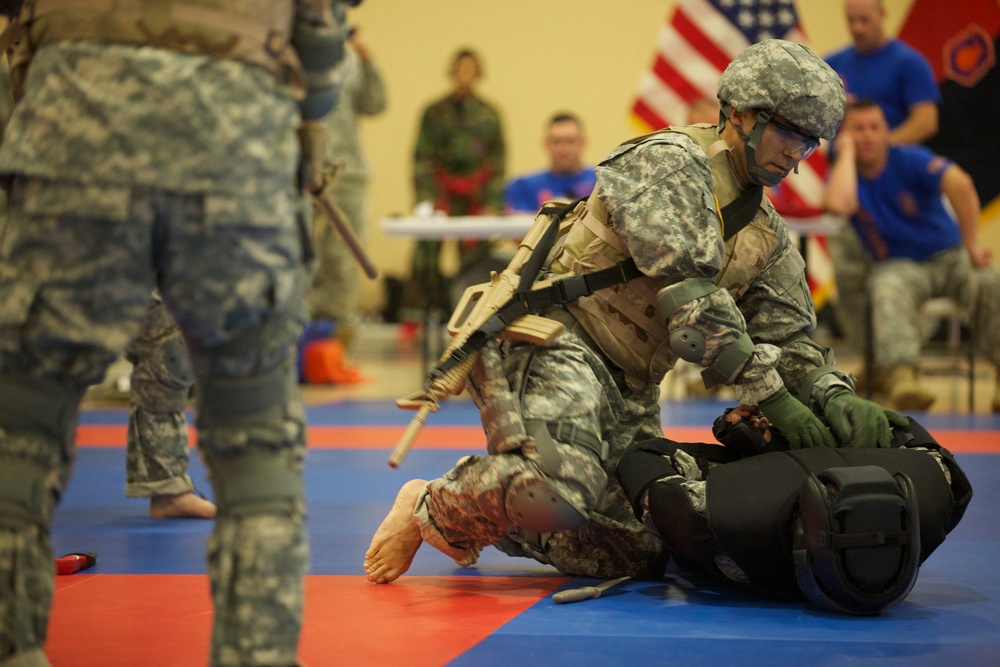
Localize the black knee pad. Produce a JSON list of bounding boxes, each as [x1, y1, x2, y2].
[[793, 465, 920, 615]]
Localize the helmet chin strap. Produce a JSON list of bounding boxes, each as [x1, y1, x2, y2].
[[733, 110, 784, 188]]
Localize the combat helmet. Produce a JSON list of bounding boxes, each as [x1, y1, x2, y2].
[[717, 39, 845, 186], [718, 39, 845, 140]]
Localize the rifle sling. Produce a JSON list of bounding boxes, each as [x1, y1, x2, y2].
[[719, 185, 762, 240], [433, 257, 642, 378]]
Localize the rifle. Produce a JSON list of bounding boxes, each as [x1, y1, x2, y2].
[[388, 201, 579, 468]]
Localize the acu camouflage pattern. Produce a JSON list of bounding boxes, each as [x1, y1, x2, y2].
[[573, 125, 838, 406], [868, 246, 1000, 372], [718, 39, 845, 140], [411, 98, 855, 580], [125, 298, 197, 499], [418, 334, 668, 580], [0, 8, 336, 662]]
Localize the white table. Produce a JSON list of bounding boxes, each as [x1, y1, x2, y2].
[[379, 214, 535, 240]]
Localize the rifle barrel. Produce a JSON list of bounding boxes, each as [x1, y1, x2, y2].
[[388, 403, 433, 468]]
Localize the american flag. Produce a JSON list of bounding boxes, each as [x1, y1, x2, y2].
[[630, 0, 835, 307]]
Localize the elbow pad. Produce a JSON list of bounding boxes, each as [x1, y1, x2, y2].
[[657, 278, 755, 388]]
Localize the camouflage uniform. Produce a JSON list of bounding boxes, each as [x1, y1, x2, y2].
[[0, 2, 346, 665], [410, 41, 858, 581], [125, 297, 197, 499], [308, 47, 386, 340], [405, 92, 506, 315]]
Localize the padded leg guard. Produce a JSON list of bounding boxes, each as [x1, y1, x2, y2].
[[617, 440, 686, 520], [647, 478, 726, 579], [0, 374, 84, 450], [206, 446, 305, 519], [793, 465, 920, 615]]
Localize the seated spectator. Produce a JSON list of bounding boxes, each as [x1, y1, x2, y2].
[[823, 100, 1000, 411], [505, 112, 596, 212]]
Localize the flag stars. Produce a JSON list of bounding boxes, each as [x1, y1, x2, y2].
[[738, 9, 756, 28]]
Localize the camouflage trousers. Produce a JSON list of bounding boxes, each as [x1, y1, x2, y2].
[[0, 178, 309, 666], [307, 177, 368, 342], [417, 332, 669, 580], [828, 225, 872, 355], [125, 297, 197, 499], [869, 246, 1000, 371]]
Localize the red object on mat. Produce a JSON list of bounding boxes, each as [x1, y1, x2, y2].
[[55, 552, 96, 575]]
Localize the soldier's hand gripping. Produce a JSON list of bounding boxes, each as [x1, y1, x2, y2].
[[758, 388, 837, 449], [823, 390, 909, 448]]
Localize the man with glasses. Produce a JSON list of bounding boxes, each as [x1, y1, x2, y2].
[[504, 112, 596, 214], [365, 40, 904, 585]]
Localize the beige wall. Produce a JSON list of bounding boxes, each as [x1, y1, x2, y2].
[[345, 0, 936, 314]]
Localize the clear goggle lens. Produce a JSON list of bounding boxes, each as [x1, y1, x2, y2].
[[764, 115, 820, 158]]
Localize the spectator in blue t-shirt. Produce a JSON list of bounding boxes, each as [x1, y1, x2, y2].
[[824, 100, 1000, 412], [504, 112, 596, 213], [824, 0, 943, 389], [825, 0, 940, 146]]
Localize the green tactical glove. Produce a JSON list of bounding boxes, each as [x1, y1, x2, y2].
[[823, 390, 910, 448], [758, 388, 837, 450]]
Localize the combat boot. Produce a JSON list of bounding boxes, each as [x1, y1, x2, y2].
[[887, 365, 936, 411]]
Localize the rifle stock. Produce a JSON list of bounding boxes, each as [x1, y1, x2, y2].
[[389, 202, 576, 467]]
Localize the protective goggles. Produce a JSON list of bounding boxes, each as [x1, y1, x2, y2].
[[758, 111, 820, 158]]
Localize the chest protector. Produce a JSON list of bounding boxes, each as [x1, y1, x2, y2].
[[546, 125, 780, 389], [13, 0, 295, 80]]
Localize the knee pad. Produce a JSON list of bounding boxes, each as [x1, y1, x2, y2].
[[793, 465, 920, 616], [207, 446, 305, 519], [505, 472, 588, 535], [0, 374, 84, 448], [0, 457, 50, 530], [196, 363, 296, 434]]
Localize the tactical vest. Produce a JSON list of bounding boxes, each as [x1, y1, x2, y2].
[[14, 0, 294, 78], [546, 125, 780, 389]]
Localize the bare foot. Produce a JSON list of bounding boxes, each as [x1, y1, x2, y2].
[[364, 479, 427, 584], [150, 492, 217, 519]]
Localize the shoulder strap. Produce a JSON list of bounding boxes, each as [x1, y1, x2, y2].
[[719, 184, 763, 240]]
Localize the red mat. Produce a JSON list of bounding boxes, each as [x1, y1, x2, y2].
[[74, 423, 998, 453], [46, 574, 567, 666]]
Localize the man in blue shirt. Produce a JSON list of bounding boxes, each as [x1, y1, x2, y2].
[[824, 0, 943, 390], [824, 100, 1000, 412], [504, 112, 597, 213], [825, 0, 940, 146]]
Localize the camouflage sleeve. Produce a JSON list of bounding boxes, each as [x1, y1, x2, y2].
[[598, 136, 786, 403], [482, 105, 506, 211], [412, 105, 438, 204], [736, 207, 852, 403], [354, 56, 387, 116], [596, 135, 726, 281]]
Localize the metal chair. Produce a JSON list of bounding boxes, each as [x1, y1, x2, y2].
[[864, 296, 976, 411]]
